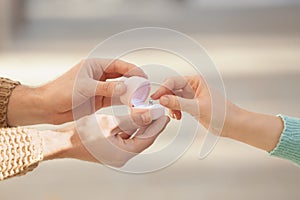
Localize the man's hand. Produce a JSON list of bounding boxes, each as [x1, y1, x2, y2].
[[7, 59, 146, 126], [42, 114, 170, 167]]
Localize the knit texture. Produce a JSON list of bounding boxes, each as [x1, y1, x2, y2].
[[0, 127, 43, 180], [270, 114, 300, 166], [0, 78, 20, 127]]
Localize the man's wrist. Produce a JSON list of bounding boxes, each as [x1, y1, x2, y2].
[[7, 85, 51, 126], [41, 127, 98, 162], [40, 128, 76, 161]]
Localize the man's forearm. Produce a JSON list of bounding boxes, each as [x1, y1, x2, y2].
[[7, 85, 51, 126], [40, 129, 75, 160], [40, 127, 98, 163]]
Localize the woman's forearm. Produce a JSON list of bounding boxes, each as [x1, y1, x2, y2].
[[225, 107, 284, 152]]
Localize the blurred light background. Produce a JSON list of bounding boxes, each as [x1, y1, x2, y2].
[[0, 0, 300, 200]]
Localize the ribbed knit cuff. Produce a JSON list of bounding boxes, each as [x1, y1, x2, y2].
[[0, 127, 43, 180], [269, 114, 300, 166], [0, 78, 20, 128]]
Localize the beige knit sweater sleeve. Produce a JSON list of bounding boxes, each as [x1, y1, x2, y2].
[[0, 78, 43, 180], [0, 77, 20, 128]]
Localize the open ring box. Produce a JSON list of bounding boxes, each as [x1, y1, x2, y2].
[[120, 76, 165, 120]]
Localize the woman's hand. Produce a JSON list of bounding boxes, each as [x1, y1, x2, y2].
[[42, 114, 170, 167], [151, 75, 283, 152], [151, 75, 238, 137], [7, 59, 146, 126]]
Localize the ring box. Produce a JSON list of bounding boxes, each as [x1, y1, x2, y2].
[[120, 76, 165, 120]]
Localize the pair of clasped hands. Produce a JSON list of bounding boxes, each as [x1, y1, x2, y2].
[[7, 59, 236, 167]]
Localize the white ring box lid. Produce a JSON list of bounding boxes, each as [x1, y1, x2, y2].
[[120, 76, 165, 120]]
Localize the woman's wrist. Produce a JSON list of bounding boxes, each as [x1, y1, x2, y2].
[[225, 107, 284, 152]]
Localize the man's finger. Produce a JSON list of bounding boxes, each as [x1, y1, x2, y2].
[[169, 109, 182, 120], [118, 130, 136, 139], [95, 96, 123, 109], [125, 116, 170, 153], [104, 59, 147, 78], [114, 112, 151, 134], [95, 81, 126, 97]]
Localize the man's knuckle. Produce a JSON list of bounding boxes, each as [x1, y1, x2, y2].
[[100, 83, 110, 93]]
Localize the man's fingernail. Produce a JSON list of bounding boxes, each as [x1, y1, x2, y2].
[[115, 83, 126, 94], [160, 96, 169, 105], [141, 113, 151, 124]]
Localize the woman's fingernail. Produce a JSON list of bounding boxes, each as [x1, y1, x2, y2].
[[160, 96, 169, 105]]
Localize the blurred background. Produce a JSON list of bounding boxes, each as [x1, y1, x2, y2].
[[0, 0, 300, 200]]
